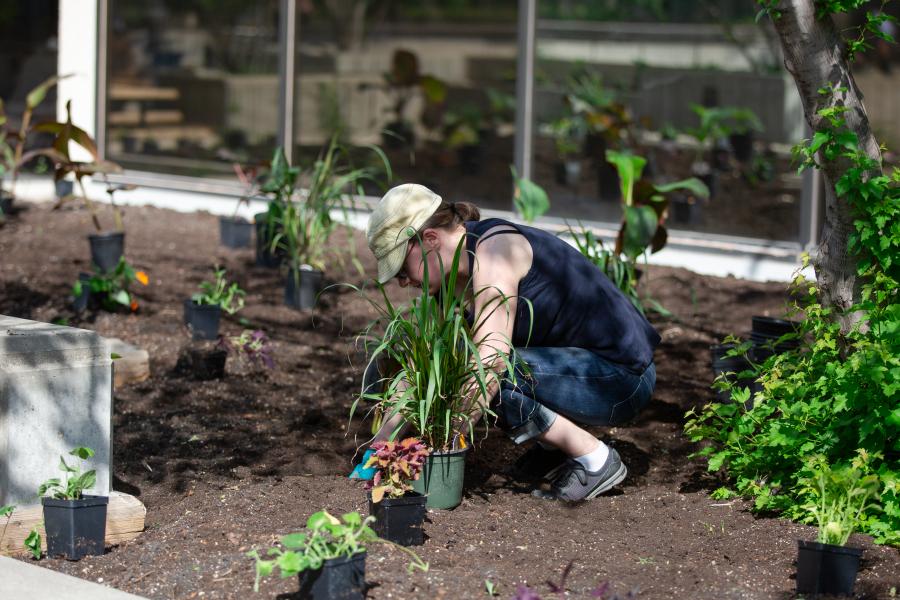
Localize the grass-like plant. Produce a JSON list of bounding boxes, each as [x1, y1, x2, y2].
[[247, 510, 427, 592], [270, 137, 389, 275], [365, 437, 429, 502], [797, 449, 882, 546], [38, 447, 97, 500], [192, 266, 245, 315], [351, 237, 525, 452]]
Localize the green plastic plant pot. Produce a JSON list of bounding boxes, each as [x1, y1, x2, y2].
[[411, 448, 468, 509]]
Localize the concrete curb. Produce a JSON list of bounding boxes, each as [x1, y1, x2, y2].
[[0, 556, 148, 599]]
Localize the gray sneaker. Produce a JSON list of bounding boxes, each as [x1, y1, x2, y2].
[[531, 448, 627, 501]]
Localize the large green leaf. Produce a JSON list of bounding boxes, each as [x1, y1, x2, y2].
[[511, 166, 550, 223], [654, 177, 710, 200], [622, 205, 658, 260], [605, 150, 646, 206]]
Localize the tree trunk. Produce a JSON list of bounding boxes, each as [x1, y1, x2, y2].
[[770, 0, 882, 333]]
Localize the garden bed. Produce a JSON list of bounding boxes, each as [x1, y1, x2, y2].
[[1, 202, 897, 599]]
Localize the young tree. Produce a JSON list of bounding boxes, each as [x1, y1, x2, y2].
[[762, 0, 886, 333]]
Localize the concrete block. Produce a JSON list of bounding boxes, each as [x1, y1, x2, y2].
[[0, 315, 112, 506]]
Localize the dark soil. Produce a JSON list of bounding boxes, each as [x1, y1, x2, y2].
[[1, 201, 897, 599]]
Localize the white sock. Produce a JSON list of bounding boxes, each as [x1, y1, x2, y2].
[[574, 440, 610, 472]]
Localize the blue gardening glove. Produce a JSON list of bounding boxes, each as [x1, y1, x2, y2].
[[348, 448, 376, 480]]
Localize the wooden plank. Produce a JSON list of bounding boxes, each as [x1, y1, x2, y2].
[[0, 492, 146, 556], [109, 84, 179, 101]]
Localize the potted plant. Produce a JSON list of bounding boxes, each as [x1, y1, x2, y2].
[[184, 266, 245, 340], [724, 107, 763, 163], [441, 104, 489, 176], [0, 76, 68, 220], [604, 149, 709, 261], [364, 437, 429, 546], [37, 446, 107, 561], [220, 162, 260, 249], [72, 257, 149, 313], [546, 115, 585, 187], [353, 239, 520, 509], [271, 138, 385, 310], [255, 148, 295, 268], [564, 71, 632, 201], [36, 101, 128, 271], [794, 450, 881, 596], [247, 510, 427, 599]]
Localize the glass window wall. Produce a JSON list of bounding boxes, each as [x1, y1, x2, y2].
[[106, 1, 281, 177], [532, 0, 803, 242], [291, 0, 519, 208]]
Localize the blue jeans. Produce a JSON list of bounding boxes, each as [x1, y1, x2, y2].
[[495, 347, 656, 444]]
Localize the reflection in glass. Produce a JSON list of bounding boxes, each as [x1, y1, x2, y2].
[[534, 2, 802, 241], [292, 0, 518, 208], [106, 1, 280, 177]]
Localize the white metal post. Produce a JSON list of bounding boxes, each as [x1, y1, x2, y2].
[[514, 0, 537, 193]]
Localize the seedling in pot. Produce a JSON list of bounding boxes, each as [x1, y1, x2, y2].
[[247, 510, 427, 598], [364, 437, 429, 545], [72, 258, 149, 313], [186, 266, 245, 340], [794, 449, 881, 596], [192, 266, 246, 314], [36, 446, 109, 560]]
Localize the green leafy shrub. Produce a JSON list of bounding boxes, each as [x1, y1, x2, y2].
[[192, 266, 245, 314], [685, 83, 900, 546]]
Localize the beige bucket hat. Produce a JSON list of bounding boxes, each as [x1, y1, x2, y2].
[[366, 183, 442, 283]]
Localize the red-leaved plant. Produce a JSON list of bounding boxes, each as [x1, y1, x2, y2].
[[364, 437, 429, 503]]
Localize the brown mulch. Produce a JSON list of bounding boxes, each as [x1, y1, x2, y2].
[[1, 201, 897, 600]]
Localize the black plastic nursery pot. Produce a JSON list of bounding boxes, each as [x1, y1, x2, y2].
[[72, 272, 92, 313], [796, 540, 862, 596], [285, 268, 324, 310], [729, 132, 755, 162], [368, 492, 427, 546], [412, 448, 468, 509], [709, 343, 756, 406], [219, 216, 253, 249], [457, 144, 485, 175], [55, 179, 74, 199], [42, 495, 108, 560], [254, 212, 281, 268], [554, 160, 582, 187], [670, 195, 702, 225], [88, 231, 125, 272], [297, 552, 367, 600], [1, 192, 13, 216], [750, 315, 800, 361], [183, 300, 222, 340]]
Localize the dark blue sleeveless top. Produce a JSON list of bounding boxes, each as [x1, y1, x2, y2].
[[466, 218, 659, 374]]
